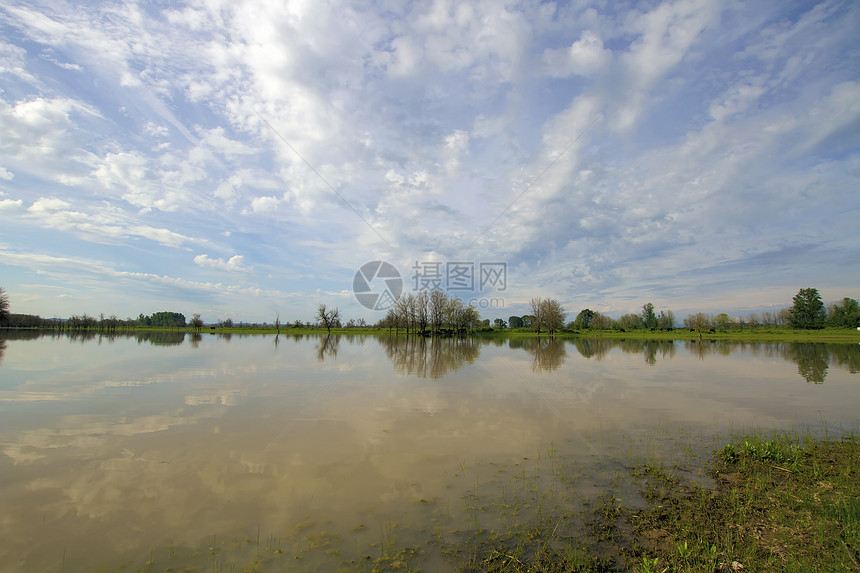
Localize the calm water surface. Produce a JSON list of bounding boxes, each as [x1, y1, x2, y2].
[[0, 332, 858, 572]]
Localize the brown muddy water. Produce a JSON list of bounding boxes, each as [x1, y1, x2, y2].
[[0, 332, 857, 572]]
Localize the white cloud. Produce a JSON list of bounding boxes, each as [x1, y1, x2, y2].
[[613, 0, 718, 131], [0, 0, 857, 320], [194, 254, 250, 272], [0, 96, 99, 166], [542, 31, 612, 77], [144, 122, 169, 137], [248, 195, 281, 214], [0, 199, 23, 210], [24, 197, 196, 248], [709, 82, 766, 122]]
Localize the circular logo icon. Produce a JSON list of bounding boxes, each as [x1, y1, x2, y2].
[[353, 261, 403, 311]]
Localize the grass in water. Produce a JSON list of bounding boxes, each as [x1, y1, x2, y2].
[[445, 431, 858, 572]]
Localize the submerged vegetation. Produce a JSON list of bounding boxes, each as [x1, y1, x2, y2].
[[102, 430, 858, 572]]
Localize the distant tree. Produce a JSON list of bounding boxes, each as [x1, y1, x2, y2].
[[317, 304, 340, 334], [274, 313, 280, 334], [656, 309, 675, 330], [826, 297, 860, 328], [529, 297, 545, 335], [789, 288, 826, 329], [641, 303, 657, 329], [145, 311, 186, 328], [713, 313, 731, 330], [461, 305, 481, 332], [521, 315, 535, 328], [617, 313, 643, 331], [0, 287, 9, 324], [540, 299, 565, 335], [591, 311, 612, 331], [776, 307, 791, 327], [746, 313, 760, 327], [573, 308, 595, 330], [509, 315, 524, 329], [189, 313, 204, 331], [684, 312, 711, 338], [430, 289, 446, 333], [415, 291, 430, 333], [494, 318, 507, 329]]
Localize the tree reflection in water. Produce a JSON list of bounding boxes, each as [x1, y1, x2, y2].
[[509, 337, 567, 372], [316, 334, 340, 361], [0, 331, 857, 384], [378, 335, 481, 379]]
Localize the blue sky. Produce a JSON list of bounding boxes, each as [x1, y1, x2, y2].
[[0, 0, 858, 324]]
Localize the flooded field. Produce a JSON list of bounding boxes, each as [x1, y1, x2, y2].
[[0, 332, 857, 572]]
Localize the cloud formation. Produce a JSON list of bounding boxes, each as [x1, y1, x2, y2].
[[0, 0, 857, 322]]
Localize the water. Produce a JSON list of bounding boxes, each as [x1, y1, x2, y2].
[[0, 332, 858, 572]]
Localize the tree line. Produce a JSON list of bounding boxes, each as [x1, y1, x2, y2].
[[374, 290, 484, 335], [2, 285, 856, 335]]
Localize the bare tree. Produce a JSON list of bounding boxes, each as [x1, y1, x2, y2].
[[317, 304, 340, 334], [275, 313, 281, 334], [684, 312, 710, 340], [415, 291, 430, 333], [0, 287, 9, 324], [591, 311, 612, 331], [540, 298, 565, 335], [189, 313, 204, 332], [529, 297, 545, 335], [429, 289, 446, 333]]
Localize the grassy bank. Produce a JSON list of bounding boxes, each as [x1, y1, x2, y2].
[[486, 327, 860, 343], [451, 431, 859, 572], [203, 325, 860, 342], [5, 324, 859, 342]]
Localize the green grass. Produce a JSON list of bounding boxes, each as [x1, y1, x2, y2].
[[484, 326, 860, 343], [439, 431, 859, 572]]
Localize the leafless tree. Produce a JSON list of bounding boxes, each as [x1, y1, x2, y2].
[[591, 311, 612, 331], [429, 289, 446, 333], [0, 287, 9, 324], [529, 297, 545, 335], [415, 291, 430, 333], [317, 304, 340, 333], [539, 298, 565, 335]]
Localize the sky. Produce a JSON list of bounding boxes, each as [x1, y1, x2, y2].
[[0, 0, 858, 325]]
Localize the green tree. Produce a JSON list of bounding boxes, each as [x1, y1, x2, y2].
[[493, 318, 507, 329], [573, 308, 595, 330], [713, 313, 731, 330], [189, 313, 204, 332], [509, 315, 524, 329], [827, 297, 860, 328], [789, 288, 825, 329], [641, 303, 657, 329], [0, 287, 9, 324], [656, 309, 675, 330], [618, 313, 643, 330]]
